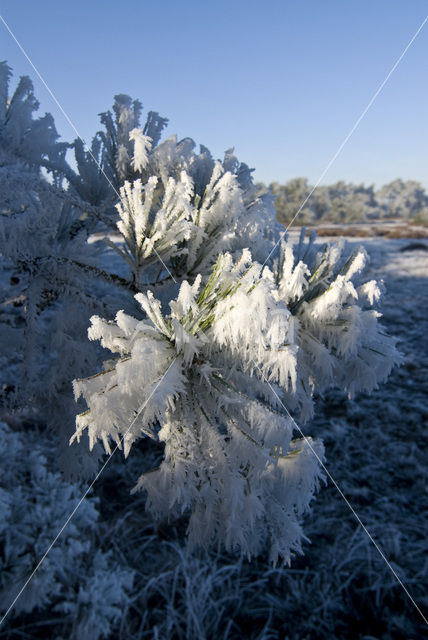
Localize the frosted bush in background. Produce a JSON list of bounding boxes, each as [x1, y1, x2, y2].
[[0, 422, 133, 638]]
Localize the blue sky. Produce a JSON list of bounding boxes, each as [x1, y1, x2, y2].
[[0, 1, 427, 187]]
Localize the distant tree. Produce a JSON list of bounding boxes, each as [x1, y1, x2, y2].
[[377, 179, 428, 219], [270, 177, 315, 225], [262, 175, 428, 225]]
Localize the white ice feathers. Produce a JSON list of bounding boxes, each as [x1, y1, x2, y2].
[[72, 251, 326, 561], [69, 130, 400, 563], [72, 234, 400, 562]]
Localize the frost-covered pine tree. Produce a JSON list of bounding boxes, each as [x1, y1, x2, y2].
[[70, 120, 401, 562], [0, 61, 401, 565]]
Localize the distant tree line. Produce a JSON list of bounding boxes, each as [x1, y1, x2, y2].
[[258, 178, 428, 226]]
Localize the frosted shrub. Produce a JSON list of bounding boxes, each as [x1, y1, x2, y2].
[[274, 231, 401, 421], [68, 93, 169, 218], [109, 140, 278, 286], [73, 251, 325, 563], [0, 157, 118, 478], [0, 66, 140, 478], [0, 422, 133, 638], [0, 62, 400, 565], [72, 165, 400, 561]]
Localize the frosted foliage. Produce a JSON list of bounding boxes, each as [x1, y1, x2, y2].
[[0, 63, 400, 567], [0, 423, 133, 637], [64, 89, 277, 265], [74, 230, 400, 561], [129, 127, 152, 172], [111, 159, 275, 285], [113, 94, 143, 181], [0, 62, 68, 178], [54, 550, 134, 640], [0, 162, 114, 480], [73, 252, 327, 563], [185, 162, 245, 273], [112, 174, 193, 283], [275, 230, 402, 420], [65, 92, 170, 208]]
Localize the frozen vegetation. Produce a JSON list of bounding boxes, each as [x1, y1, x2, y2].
[[262, 177, 428, 226], [0, 62, 426, 638]]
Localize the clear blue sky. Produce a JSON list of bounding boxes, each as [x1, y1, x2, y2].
[[0, 1, 427, 188]]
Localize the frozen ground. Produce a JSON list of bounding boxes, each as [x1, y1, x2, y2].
[[311, 220, 428, 239], [0, 234, 427, 639]]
